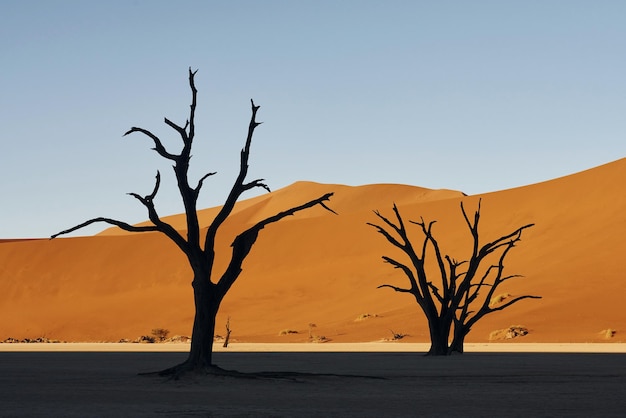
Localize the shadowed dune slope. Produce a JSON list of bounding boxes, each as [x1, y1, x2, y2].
[[1, 159, 624, 343]]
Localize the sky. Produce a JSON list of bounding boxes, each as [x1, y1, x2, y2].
[[1, 1, 625, 238]]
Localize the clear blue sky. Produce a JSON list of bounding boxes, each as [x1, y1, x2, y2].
[[2, 1, 625, 238]]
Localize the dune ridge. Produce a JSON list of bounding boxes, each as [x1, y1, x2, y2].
[[1, 159, 624, 344]]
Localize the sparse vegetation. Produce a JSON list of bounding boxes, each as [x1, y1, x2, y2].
[[311, 335, 329, 343], [489, 326, 529, 341], [601, 329, 617, 339], [355, 313, 379, 321], [151, 328, 170, 342], [137, 335, 156, 343], [307, 323, 329, 343], [1, 337, 65, 344], [390, 330, 407, 340], [278, 329, 299, 336], [489, 293, 511, 307]]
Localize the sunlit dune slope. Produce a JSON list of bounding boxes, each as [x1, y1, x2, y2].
[[1, 159, 624, 343]]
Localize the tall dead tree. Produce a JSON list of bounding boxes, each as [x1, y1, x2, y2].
[[52, 68, 334, 374], [368, 200, 539, 355]]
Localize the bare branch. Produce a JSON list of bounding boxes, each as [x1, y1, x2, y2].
[[367, 204, 415, 254], [367, 220, 405, 251], [460, 199, 481, 258], [319, 201, 338, 215], [381, 255, 419, 293], [51, 217, 158, 239], [204, 98, 264, 256], [216, 193, 335, 294], [372, 206, 404, 239], [188, 67, 198, 143], [123, 127, 178, 160], [415, 219, 449, 297], [195, 171, 217, 194], [460, 199, 481, 234], [378, 284, 412, 293], [479, 223, 534, 258], [427, 281, 445, 304], [164, 117, 189, 142], [412, 218, 436, 261], [242, 179, 271, 193], [147, 170, 161, 201], [127, 171, 160, 205]]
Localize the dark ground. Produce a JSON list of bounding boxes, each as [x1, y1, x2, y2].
[[0, 351, 625, 417]]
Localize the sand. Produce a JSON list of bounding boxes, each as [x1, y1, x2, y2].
[[0, 346, 625, 417], [2, 342, 626, 353], [0, 158, 625, 344]]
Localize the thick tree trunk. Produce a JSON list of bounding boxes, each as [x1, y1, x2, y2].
[[186, 282, 220, 369], [449, 337, 465, 354], [158, 276, 222, 376], [449, 324, 470, 354], [426, 317, 451, 356]]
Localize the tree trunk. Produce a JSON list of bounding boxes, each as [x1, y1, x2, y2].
[[223, 316, 231, 348], [186, 283, 220, 369], [449, 324, 469, 354], [426, 317, 451, 356], [158, 277, 222, 375], [449, 337, 465, 354]]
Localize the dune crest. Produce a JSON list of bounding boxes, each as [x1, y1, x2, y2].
[[1, 159, 624, 343]]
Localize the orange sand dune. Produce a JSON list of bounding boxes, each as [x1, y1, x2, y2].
[[1, 159, 624, 344]]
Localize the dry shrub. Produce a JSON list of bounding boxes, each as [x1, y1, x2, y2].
[[168, 335, 190, 343], [151, 328, 170, 342], [136, 335, 156, 343], [311, 335, 329, 343], [601, 329, 617, 339], [278, 329, 299, 336], [390, 330, 407, 340], [355, 313, 379, 321], [489, 325, 529, 341], [489, 293, 511, 307], [306, 323, 329, 342]]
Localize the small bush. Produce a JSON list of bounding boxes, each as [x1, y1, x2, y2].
[[601, 329, 616, 339], [151, 328, 170, 342], [311, 335, 329, 343], [168, 335, 190, 343], [489, 293, 511, 307], [390, 330, 407, 340], [489, 325, 529, 341], [355, 313, 379, 321], [137, 335, 156, 343], [278, 329, 299, 336]]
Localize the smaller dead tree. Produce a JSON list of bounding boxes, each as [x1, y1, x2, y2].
[[368, 200, 540, 355], [223, 317, 231, 348]]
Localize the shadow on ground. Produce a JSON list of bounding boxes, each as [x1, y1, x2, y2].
[[1, 351, 625, 417]]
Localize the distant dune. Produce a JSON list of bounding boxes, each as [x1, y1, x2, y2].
[[1, 159, 624, 344]]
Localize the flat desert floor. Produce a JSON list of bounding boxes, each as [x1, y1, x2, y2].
[[1, 344, 625, 417]]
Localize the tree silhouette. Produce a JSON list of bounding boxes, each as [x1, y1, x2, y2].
[[52, 68, 334, 374], [368, 200, 539, 355]]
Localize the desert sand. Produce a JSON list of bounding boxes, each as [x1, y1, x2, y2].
[[0, 158, 625, 344], [2, 342, 626, 353]]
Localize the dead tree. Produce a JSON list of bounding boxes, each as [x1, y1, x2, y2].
[[223, 317, 231, 348], [368, 200, 539, 355], [52, 68, 334, 374]]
